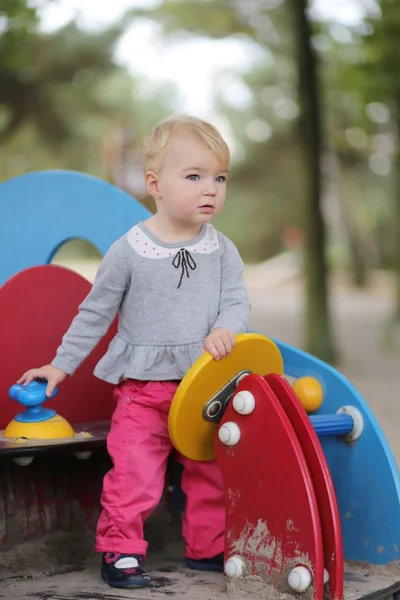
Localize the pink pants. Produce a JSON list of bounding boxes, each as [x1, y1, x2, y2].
[[95, 380, 225, 559]]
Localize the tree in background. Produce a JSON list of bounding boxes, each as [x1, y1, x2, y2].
[[361, 0, 400, 344], [322, 0, 400, 344], [317, 13, 390, 289], [289, 0, 336, 362], [0, 0, 178, 195], [0, 0, 38, 70], [0, 21, 123, 144]]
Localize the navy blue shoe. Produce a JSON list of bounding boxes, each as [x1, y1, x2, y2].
[[101, 553, 152, 588], [185, 553, 224, 573]]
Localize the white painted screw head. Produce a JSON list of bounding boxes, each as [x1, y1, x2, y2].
[[218, 422, 241, 446], [224, 555, 245, 578], [324, 569, 329, 585], [233, 391, 255, 415], [13, 456, 34, 467], [288, 566, 312, 592]]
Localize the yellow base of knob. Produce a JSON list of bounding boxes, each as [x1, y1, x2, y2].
[[4, 414, 75, 440]]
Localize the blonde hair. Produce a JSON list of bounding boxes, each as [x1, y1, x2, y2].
[[143, 114, 230, 173]]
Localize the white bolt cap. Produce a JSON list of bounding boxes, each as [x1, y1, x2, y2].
[[324, 569, 329, 584], [233, 391, 255, 415], [218, 422, 241, 446], [336, 406, 364, 442], [74, 451, 93, 460], [288, 566, 312, 592], [224, 555, 245, 578], [13, 456, 34, 467]]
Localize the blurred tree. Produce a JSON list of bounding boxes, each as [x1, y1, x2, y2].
[[211, 63, 304, 262], [361, 0, 400, 340], [133, 0, 337, 361], [0, 0, 179, 201], [321, 19, 386, 288], [289, 0, 336, 362], [0, 13, 124, 144], [0, 0, 38, 68]]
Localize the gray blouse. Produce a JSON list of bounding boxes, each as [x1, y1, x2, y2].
[[51, 222, 251, 383]]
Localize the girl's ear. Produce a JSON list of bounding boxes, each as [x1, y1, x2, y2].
[[145, 170, 161, 198]]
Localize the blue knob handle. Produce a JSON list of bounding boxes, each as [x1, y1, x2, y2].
[[8, 381, 58, 423]]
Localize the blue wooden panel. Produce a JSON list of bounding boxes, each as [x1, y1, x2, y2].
[[0, 170, 151, 286], [273, 338, 400, 565]]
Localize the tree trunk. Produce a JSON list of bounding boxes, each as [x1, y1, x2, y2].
[[342, 200, 371, 288], [381, 105, 400, 351], [0, 112, 21, 144], [289, 0, 337, 363], [393, 106, 400, 320]]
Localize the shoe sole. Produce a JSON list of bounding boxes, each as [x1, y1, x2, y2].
[[185, 558, 224, 573], [101, 572, 152, 588]]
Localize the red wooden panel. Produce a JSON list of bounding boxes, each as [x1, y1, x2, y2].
[[266, 374, 344, 600], [0, 265, 117, 429], [215, 374, 324, 600]]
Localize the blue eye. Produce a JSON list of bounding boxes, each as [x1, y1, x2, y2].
[[216, 176, 226, 183], [187, 174, 199, 181]]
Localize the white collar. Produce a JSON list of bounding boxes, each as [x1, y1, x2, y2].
[[127, 223, 220, 259]]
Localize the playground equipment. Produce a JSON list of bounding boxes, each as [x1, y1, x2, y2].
[[0, 171, 151, 553], [0, 170, 150, 468], [0, 170, 399, 600], [3, 380, 110, 466], [169, 333, 400, 599]]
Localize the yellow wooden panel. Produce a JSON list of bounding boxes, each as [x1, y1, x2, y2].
[[168, 333, 283, 461]]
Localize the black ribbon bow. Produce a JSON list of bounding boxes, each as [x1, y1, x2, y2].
[[172, 249, 197, 289]]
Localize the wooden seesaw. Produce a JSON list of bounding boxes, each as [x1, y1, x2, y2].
[[168, 333, 400, 600]]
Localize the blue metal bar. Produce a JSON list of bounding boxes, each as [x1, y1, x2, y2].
[[309, 414, 354, 437]]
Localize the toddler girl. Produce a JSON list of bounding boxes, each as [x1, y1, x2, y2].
[[18, 115, 250, 589]]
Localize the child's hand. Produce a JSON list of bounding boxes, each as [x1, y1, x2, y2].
[[17, 365, 67, 398], [203, 328, 236, 360]]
